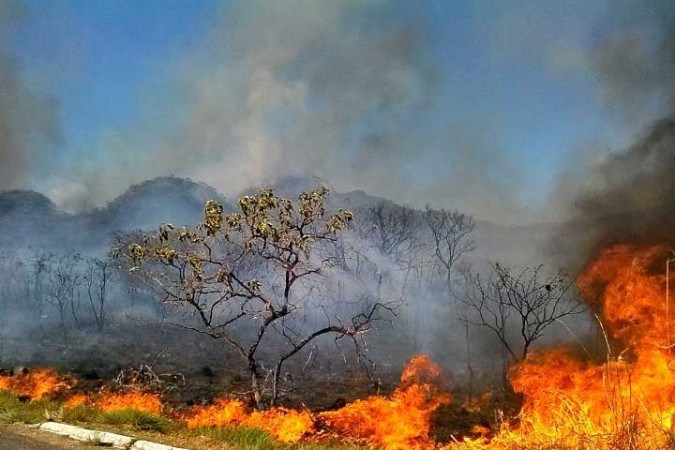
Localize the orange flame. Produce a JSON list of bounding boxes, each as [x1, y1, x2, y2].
[[185, 354, 449, 448], [93, 390, 163, 416], [64, 392, 89, 408], [184, 397, 312, 443], [458, 244, 675, 449], [247, 408, 314, 443], [322, 355, 450, 450], [185, 398, 248, 428], [0, 368, 70, 400]]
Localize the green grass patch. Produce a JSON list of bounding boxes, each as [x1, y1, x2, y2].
[[185, 426, 281, 450], [0, 390, 61, 424], [61, 404, 101, 423], [99, 409, 172, 433], [183, 425, 364, 450], [292, 443, 364, 450]]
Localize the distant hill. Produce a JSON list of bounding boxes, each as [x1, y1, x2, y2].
[[0, 177, 233, 253], [0, 190, 74, 250], [0, 175, 559, 267], [84, 176, 232, 234]]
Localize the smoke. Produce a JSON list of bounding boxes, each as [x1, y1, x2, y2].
[[45, 0, 436, 211], [0, 2, 61, 191], [553, 0, 675, 262], [590, 0, 675, 125]]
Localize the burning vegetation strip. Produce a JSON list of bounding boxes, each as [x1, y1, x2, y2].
[[0, 355, 450, 449], [5, 191, 675, 449]]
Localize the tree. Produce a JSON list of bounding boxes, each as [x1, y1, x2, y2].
[[360, 201, 419, 263], [44, 253, 83, 342], [357, 201, 429, 295], [116, 187, 392, 406], [461, 263, 585, 364], [423, 207, 475, 290], [85, 257, 109, 333]]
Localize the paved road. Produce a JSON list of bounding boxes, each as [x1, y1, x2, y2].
[[0, 425, 94, 449]]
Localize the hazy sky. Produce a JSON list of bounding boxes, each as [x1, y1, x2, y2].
[[2, 0, 669, 224]]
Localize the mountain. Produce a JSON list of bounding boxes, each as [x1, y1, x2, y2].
[[85, 176, 232, 234], [0, 190, 74, 250], [0, 175, 558, 268], [0, 177, 233, 253], [259, 175, 558, 267]]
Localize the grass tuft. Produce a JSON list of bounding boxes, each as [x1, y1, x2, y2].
[[61, 404, 101, 423], [0, 390, 61, 424], [183, 425, 364, 450], [99, 409, 172, 433], [187, 426, 281, 450]]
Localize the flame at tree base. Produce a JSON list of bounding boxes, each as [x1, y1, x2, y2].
[[5, 245, 675, 449], [458, 244, 675, 450], [186, 354, 450, 448]]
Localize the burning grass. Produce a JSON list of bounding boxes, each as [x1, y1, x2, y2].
[[451, 244, 675, 450], [0, 368, 70, 400], [5, 244, 675, 449], [0, 355, 451, 449], [184, 354, 450, 448]]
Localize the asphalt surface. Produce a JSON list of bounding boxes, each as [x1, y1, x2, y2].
[[0, 425, 94, 449]]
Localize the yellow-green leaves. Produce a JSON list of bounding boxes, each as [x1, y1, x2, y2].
[[204, 200, 224, 235], [327, 208, 354, 233], [124, 187, 353, 285], [298, 186, 329, 220], [188, 256, 203, 281], [155, 247, 178, 264], [239, 189, 278, 217], [128, 243, 148, 261]]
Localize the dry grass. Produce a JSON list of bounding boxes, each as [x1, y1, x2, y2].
[[0, 388, 363, 450]]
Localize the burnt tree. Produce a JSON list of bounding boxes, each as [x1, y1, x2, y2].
[[462, 263, 585, 363], [423, 207, 475, 290], [116, 187, 392, 406]]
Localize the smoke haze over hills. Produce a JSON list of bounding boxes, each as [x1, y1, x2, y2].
[[3, 0, 671, 226]]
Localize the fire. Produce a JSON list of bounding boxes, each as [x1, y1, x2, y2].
[[185, 354, 449, 448], [458, 244, 675, 449], [185, 398, 247, 428], [0, 368, 70, 400], [9, 244, 675, 449], [321, 355, 450, 450], [184, 398, 313, 443], [93, 390, 164, 416], [247, 408, 314, 443], [64, 392, 88, 408]]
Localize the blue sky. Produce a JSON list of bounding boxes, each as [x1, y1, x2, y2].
[[3, 0, 659, 223]]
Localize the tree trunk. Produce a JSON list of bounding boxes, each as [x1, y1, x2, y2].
[[248, 359, 263, 408], [271, 360, 283, 406]]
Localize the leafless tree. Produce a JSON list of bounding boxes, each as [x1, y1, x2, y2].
[[360, 201, 420, 264], [44, 253, 83, 342], [424, 207, 475, 289], [461, 263, 586, 364], [116, 187, 394, 407], [85, 257, 109, 333], [28, 251, 51, 338]]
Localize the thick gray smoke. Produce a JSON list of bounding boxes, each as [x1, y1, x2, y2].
[[174, 1, 435, 194], [553, 0, 675, 262], [51, 0, 440, 212], [590, 0, 675, 125], [0, 1, 60, 190]]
